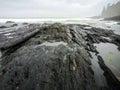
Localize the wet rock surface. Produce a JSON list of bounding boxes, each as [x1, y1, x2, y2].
[[0, 23, 120, 90]]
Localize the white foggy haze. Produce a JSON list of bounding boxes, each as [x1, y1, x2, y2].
[[0, 0, 119, 18]]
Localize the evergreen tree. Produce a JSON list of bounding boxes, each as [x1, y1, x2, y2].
[[101, 1, 120, 18]]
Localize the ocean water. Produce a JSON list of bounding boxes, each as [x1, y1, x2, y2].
[[0, 18, 120, 34]]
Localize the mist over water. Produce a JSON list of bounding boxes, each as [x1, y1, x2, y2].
[[1, 18, 120, 35]]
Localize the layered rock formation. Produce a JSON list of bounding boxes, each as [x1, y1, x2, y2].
[[0, 23, 120, 90]]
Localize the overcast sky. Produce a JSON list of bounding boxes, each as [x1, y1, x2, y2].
[[0, 0, 119, 18]]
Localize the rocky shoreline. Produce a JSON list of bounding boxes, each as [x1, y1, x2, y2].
[[0, 22, 120, 90], [104, 16, 120, 21]]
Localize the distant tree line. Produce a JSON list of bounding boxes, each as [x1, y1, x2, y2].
[[101, 1, 120, 18]]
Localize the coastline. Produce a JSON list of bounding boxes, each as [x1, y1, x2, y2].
[[0, 22, 120, 90]]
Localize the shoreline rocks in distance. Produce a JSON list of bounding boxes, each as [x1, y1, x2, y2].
[[6, 21, 15, 23], [104, 16, 120, 21]]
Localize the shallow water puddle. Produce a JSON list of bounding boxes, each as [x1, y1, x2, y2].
[[40, 41, 67, 46], [7, 36, 13, 38], [90, 52, 107, 87], [94, 43, 120, 81], [34, 41, 68, 48], [4, 33, 12, 36]]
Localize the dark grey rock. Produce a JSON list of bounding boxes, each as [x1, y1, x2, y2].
[[0, 23, 120, 90]]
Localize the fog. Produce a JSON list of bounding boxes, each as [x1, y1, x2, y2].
[[0, 0, 119, 18]]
